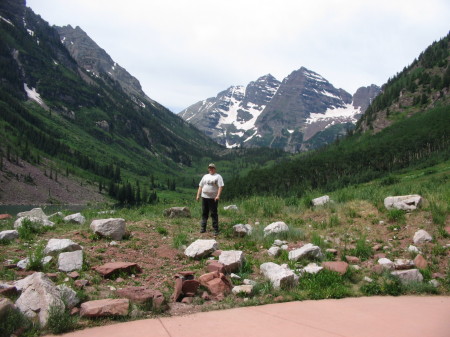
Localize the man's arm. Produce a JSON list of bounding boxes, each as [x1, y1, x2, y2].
[[196, 186, 202, 201], [215, 186, 223, 201]]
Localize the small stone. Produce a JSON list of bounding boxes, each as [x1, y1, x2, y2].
[[322, 261, 348, 275], [345, 256, 360, 264], [364, 276, 373, 283], [413, 255, 428, 269], [429, 280, 440, 288], [267, 246, 281, 257], [413, 230, 432, 245]]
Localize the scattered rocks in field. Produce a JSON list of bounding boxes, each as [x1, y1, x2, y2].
[[224, 205, 239, 211], [299, 262, 323, 274], [232, 285, 253, 295], [391, 269, 423, 284], [413, 255, 428, 269], [233, 223, 252, 236], [0, 230, 19, 241], [116, 287, 165, 310], [413, 230, 432, 245], [58, 250, 83, 272], [15, 272, 65, 326], [206, 260, 225, 273], [288, 243, 323, 261], [393, 259, 414, 270], [384, 195, 422, 211], [163, 207, 191, 218], [184, 239, 218, 259], [219, 250, 244, 273], [63, 213, 86, 224], [93, 262, 141, 278], [44, 238, 83, 255], [312, 195, 330, 206], [80, 298, 129, 318], [267, 246, 281, 257], [90, 218, 126, 240], [198, 271, 232, 298], [322, 261, 349, 275], [260, 262, 298, 289], [263, 221, 289, 237]]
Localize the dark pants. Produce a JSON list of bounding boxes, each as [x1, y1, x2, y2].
[[201, 198, 219, 231]]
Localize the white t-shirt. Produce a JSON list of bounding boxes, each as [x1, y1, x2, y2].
[[199, 173, 224, 199]]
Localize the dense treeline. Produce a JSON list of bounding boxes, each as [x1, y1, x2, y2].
[[225, 105, 450, 199]]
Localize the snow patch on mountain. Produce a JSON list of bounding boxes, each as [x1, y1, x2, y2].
[[306, 104, 361, 125]]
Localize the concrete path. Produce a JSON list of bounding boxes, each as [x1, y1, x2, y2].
[[49, 296, 450, 337]]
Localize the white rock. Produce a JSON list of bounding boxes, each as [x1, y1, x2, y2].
[[63, 213, 86, 224], [378, 258, 394, 269], [260, 262, 298, 289], [17, 208, 48, 220], [58, 250, 83, 272], [243, 279, 257, 286], [384, 195, 422, 211], [267, 246, 281, 257], [0, 230, 19, 241], [90, 218, 126, 240], [364, 276, 373, 283], [110, 241, 119, 246], [230, 273, 241, 279], [44, 238, 82, 255], [351, 265, 361, 270], [288, 243, 323, 261], [224, 205, 239, 211], [413, 230, 432, 245], [15, 272, 64, 326], [184, 239, 218, 259], [232, 285, 253, 294], [233, 223, 253, 236], [14, 216, 55, 229], [429, 279, 440, 288], [219, 250, 245, 273], [312, 195, 330, 206], [408, 245, 421, 253], [273, 240, 286, 246], [263, 221, 289, 237], [391, 269, 423, 284], [281, 244, 289, 250], [394, 259, 414, 270], [300, 263, 323, 274]]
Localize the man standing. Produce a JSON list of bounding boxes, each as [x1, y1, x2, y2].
[[196, 163, 224, 235]]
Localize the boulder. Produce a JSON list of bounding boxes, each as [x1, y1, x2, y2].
[[267, 246, 281, 257], [322, 261, 349, 275], [182, 280, 200, 297], [14, 216, 55, 229], [93, 262, 141, 278], [413, 230, 432, 245], [224, 205, 239, 211], [44, 238, 83, 255], [58, 250, 83, 272], [15, 272, 65, 326], [232, 285, 253, 295], [80, 299, 129, 317], [260, 262, 298, 289], [163, 207, 191, 218], [206, 260, 225, 273], [391, 269, 424, 284], [384, 195, 422, 211], [414, 255, 428, 269], [56, 284, 79, 309], [288, 243, 323, 261], [17, 208, 47, 220], [218, 250, 244, 273], [198, 271, 232, 297], [378, 258, 394, 269], [263, 221, 289, 237], [0, 230, 19, 241], [63, 213, 86, 224], [116, 287, 165, 309], [184, 239, 218, 259], [312, 195, 330, 206], [90, 218, 126, 240], [233, 223, 253, 237], [300, 262, 323, 274]]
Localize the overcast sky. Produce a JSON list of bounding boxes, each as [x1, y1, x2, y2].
[[27, 0, 449, 113]]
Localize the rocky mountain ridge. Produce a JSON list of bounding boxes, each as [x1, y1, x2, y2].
[[180, 67, 380, 152]]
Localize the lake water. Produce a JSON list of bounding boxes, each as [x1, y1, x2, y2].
[[0, 205, 86, 216]]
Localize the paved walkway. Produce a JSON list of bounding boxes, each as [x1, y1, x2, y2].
[[49, 296, 450, 337]]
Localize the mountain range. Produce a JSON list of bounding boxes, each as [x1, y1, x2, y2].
[[179, 68, 380, 152]]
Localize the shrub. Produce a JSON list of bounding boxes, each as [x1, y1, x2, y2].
[[27, 243, 46, 271], [430, 201, 447, 225], [46, 304, 77, 334], [386, 209, 406, 224], [0, 307, 37, 337], [172, 232, 188, 249], [17, 218, 50, 241], [156, 226, 169, 236], [350, 236, 373, 260], [298, 269, 352, 299]]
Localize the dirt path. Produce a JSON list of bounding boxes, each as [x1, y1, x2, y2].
[[47, 296, 450, 337]]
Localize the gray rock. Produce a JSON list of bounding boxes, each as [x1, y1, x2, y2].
[[56, 284, 79, 309], [312, 195, 330, 206], [394, 259, 414, 270], [224, 205, 239, 211], [391, 269, 424, 284], [0, 230, 19, 241], [90, 218, 126, 240], [378, 258, 394, 269], [413, 230, 432, 245], [232, 285, 253, 294], [288, 243, 323, 261], [263, 221, 289, 237], [58, 250, 83, 272], [273, 239, 287, 246], [184, 239, 218, 259], [15, 272, 65, 326], [44, 238, 83, 255], [267, 246, 281, 257], [384, 195, 422, 211], [260, 262, 298, 289], [429, 279, 440, 288], [408, 245, 421, 253], [17, 208, 48, 220], [63, 213, 86, 224], [233, 223, 253, 236], [14, 216, 55, 229], [219, 250, 244, 273], [299, 262, 323, 274], [163, 207, 191, 218]]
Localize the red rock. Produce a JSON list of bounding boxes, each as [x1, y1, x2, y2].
[[171, 277, 183, 302], [322, 261, 349, 275], [445, 226, 450, 236], [181, 297, 194, 304], [414, 254, 428, 269], [432, 273, 445, 279], [346, 256, 361, 264], [46, 273, 58, 280], [74, 279, 89, 288], [80, 299, 129, 317], [372, 244, 382, 251], [68, 272, 80, 279], [116, 287, 165, 309], [198, 271, 220, 284], [374, 253, 386, 260], [199, 272, 232, 297], [372, 265, 384, 274], [274, 296, 284, 302], [206, 260, 225, 273], [0, 214, 12, 220], [93, 262, 141, 278], [182, 279, 200, 297], [70, 307, 80, 316], [201, 291, 211, 301], [212, 250, 222, 257], [178, 271, 195, 277]]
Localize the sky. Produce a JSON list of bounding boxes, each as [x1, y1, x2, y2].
[[26, 0, 450, 113]]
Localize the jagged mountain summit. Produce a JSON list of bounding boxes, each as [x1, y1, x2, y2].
[[180, 67, 380, 152]]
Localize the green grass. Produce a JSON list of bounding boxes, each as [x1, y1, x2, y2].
[[297, 269, 352, 299], [46, 304, 78, 334]]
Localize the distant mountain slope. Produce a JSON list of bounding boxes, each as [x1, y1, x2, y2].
[[180, 67, 379, 152]]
